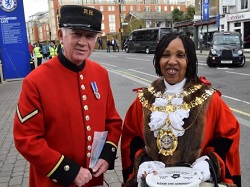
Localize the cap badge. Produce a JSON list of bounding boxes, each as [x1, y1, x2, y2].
[[83, 8, 94, 16], [91, 82, 100, 99]]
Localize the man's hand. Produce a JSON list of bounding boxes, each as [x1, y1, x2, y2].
[[73, 167, 92, 186], [92, 159, 109, 177]]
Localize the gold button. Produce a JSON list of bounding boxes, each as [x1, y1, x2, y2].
[[87, 152, 91, 157], [87, 145, 92, 150], [52, 179, 57, 183], [111, 147, 116, 152], [80, 74, 84, 80], [82, 95, 87, 100], [86, 126, 91, 131], [87, 136, 92, 141], [84, 105, 88, 110], [85, 115, 90, 121], [64, 165, 70, 171], [81, 85, 85, 90]]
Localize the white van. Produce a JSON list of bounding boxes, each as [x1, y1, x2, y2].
[[124, 27, 172, 54]]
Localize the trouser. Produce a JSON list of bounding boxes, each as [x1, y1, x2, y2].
[[37, 57, 42, 66]]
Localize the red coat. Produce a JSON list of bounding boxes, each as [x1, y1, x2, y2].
[[121, 78, 241, 186], [13, 53, 122, 187]]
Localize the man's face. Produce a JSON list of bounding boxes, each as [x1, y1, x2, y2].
[[59, 28, 98, 66]]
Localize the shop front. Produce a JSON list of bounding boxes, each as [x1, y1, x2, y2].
[[220, 11, 250, 51]]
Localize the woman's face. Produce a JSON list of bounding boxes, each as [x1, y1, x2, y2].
[[159, 38, 187, 85], [58, 28, 97, 66]]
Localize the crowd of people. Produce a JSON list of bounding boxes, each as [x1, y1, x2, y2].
[[28, 41, 64, 68], [16, 5, 241, 187]]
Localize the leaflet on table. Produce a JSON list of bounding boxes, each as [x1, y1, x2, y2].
[[89, 131, 108, 169]]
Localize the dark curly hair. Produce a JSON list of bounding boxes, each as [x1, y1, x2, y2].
[[153, 31, 199, 83]]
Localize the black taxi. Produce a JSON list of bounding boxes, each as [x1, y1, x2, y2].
[[206, 31, 245, 67]]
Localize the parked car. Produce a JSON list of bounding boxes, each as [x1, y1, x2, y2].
[[124, 27, 172, 54], [206, 31, 245, 67]]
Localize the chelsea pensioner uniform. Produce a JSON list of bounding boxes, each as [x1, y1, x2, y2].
[[121, 77, 241, 187], [13, 52, 122, 187]]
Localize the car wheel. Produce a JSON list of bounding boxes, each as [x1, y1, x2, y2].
[[206, 58, 215, 67], [238, 57, 245, 67], [125, 47, 129, 53], [145, 47, 150, 54]]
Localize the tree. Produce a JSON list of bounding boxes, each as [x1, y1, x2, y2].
[[171, 8, 185, 23], [123, 18, 145, 37], [185, 6, 195, 20]]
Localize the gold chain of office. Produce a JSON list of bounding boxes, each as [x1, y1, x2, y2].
[[138, 84, 215, 117]]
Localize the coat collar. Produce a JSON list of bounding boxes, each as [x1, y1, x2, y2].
[[58, 51, 86, 72]]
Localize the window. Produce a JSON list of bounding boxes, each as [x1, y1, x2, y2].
[[222, 6, 227, 14], [155, 6, 161, 12], [109, 15, 116, 32], [241, 0, 248, 9], [137, 6, 141, 11], [109, 15, 115, 23], [171, 6, 174, 11], [101, 23, 105, 30], [130, 6, 133, 11], [100, 6, 103, 11], [108, 6, 115, 11], [235, 22, 241, 27], [164, 6, 168, 11], [109, 23, 116, 32], [145, 6, 151, 11], [121, 5, 126, 11]]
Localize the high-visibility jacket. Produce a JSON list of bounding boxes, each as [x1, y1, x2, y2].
[[34, 47, 42, 58], [49, 46, 57, 58]]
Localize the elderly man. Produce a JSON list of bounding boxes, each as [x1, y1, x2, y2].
[[13, 5, 122, 187]]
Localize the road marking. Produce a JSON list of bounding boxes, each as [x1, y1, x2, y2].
[[129, 69, 158, 78], [225, 71, 250, 76], [223, 95, 250, 105], [126, 57, 151, 61]]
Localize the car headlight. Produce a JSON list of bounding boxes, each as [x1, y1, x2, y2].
[[238, 50, 243, 55], [211, 49, 217, 55]]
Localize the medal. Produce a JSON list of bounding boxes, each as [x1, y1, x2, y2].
[[157, 129, 178, 156], [91, 82, 100, 99]]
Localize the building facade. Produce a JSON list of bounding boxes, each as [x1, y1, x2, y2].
[[219, 0, 250, 50], [26, 0, 186, 45]]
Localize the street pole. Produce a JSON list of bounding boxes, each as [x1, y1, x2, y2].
[[200, 0, 203, 53], [118, 0, 123, 50]]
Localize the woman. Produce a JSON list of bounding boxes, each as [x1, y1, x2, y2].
[[121, 32, 241, 187]]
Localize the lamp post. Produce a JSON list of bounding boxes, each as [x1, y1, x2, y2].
[[118, 0, 123, 50]]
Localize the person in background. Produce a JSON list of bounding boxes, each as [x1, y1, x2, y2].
[[115, 39, 119, 52], [121, 32, 241, 187], [49, 41, 57, 59], [106, 39, 111, 53], [41, 44, 49, 59], [33, 43, 43, 66], [57, 41, 63, 54], [28, 42, 34, 57], [111, 38, 116, 52], [98, 38, 103, 50], [13, 5, 122, 187]]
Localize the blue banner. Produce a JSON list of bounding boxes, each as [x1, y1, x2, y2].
[[202, 0, 210, 21], [216, 13, 220, 28], [0, 0, 30, 80]]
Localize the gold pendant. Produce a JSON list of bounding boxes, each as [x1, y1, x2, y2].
[[157, 129, 178, 156]]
